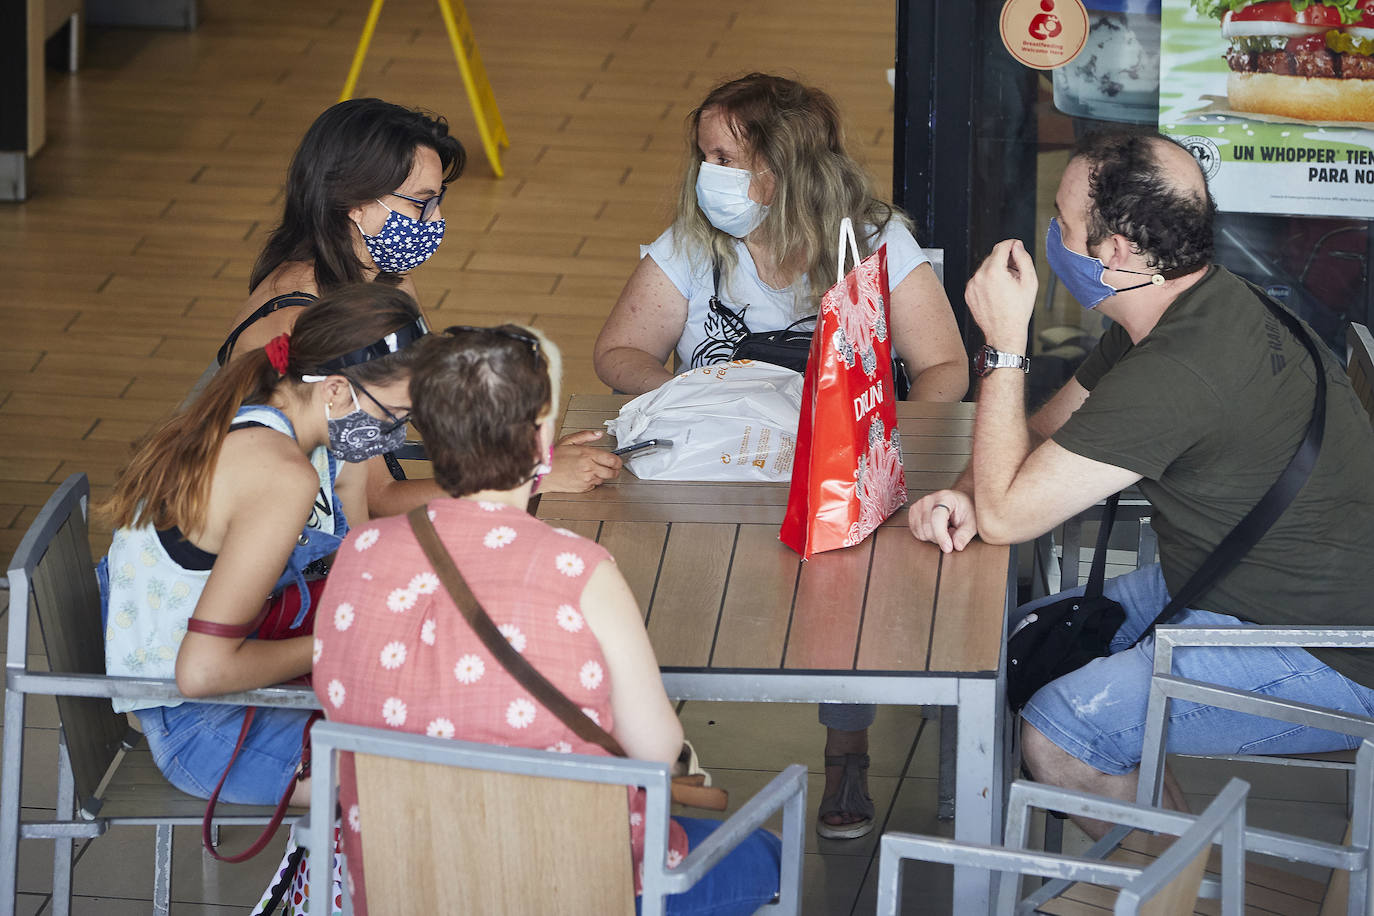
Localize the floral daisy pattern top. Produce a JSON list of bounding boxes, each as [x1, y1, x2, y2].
[[312, 499, 688, 908]]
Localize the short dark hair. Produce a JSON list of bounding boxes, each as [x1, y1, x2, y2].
[[251, 98, 466, 294], [1070, 129, 1216, 273], [409, 326, 555, 497]]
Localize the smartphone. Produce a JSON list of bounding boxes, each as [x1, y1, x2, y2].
[[612, 438, 672, 456]]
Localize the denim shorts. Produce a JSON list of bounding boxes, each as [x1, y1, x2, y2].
[[1020, 564, 1374, 776], [137, 702, 314, 805], [636, 816, 782, 916]]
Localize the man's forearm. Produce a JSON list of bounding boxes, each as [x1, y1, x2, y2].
[[971, 369, 1032, 541]]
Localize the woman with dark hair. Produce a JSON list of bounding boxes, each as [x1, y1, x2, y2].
[[313, 325, 782, 915], [595, 73, 968, 840], [220, 98, 620, 510], [102, 283, 426, 806]]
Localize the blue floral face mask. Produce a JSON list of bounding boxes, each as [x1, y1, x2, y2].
[[357, 201, 445, 273]]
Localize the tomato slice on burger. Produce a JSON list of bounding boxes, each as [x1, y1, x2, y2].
[[1230, 1, 1297, 21], [1294, 3, 1344, 26], [1359, 0, 1374, 27]]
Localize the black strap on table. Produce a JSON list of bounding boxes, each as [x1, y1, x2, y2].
[[1095, 288, 1328, 644]]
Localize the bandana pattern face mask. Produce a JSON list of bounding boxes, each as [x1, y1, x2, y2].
[[358, 202, 445, 273], [326, 385, 408, 463], [695, 161, 769, 238]]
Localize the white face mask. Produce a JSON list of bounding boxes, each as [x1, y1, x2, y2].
[[695, 161, 768, 238]]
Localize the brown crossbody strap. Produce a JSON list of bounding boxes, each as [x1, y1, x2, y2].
[[406, 506, 629, 758]]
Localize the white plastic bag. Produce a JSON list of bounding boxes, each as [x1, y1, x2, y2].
[[606, 362, 803, 482]]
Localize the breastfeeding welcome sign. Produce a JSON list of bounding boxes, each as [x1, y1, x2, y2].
[[1158, 0, 1374, 218]]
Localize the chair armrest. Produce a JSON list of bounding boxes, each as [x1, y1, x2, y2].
[[1155, 624, 1374, 651], [1151, 673, 1374, 742], [658, 763, 807, 893], [880, 833, 1142, 886], [6, 670, 320, 709]]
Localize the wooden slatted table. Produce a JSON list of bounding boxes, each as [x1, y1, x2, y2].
[[539, 394, 1014, 914]]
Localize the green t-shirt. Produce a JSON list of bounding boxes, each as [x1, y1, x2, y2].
[[1057, 266, 1374, 688]]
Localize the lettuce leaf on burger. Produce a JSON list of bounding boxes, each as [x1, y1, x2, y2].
[[1192, 0, 1374, 120]]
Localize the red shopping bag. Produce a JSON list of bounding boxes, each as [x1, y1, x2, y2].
[[780, 218, 906, 559]]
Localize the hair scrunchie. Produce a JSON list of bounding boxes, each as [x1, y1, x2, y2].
[[265, 333, 291, 375]]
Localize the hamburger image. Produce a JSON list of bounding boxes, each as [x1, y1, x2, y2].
[[1194, 0, 1374, 121]]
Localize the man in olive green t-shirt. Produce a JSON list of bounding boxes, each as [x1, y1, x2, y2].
[[908, 129, 1374, 839]]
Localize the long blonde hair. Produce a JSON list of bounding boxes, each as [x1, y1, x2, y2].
[[673, 73, 911, 315]]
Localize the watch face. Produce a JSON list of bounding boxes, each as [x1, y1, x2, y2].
[[974, 345, 995, 377]]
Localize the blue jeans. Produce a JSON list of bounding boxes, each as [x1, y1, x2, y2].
[[1021, 565, 1374, 775], [138, 702, 314, 805], [636, 816, 782, 916]]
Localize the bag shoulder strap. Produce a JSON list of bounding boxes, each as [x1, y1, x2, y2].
[[1134, 289, 1327, 639], [1083, 493, 1119, 600], [406, 506, 629, 758]]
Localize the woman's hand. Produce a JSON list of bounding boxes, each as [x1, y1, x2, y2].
[[541, 431, 622, 493], [907, 490, 978, 553]]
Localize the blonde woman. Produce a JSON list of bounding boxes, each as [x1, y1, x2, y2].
[[593, 73, 968, 839]]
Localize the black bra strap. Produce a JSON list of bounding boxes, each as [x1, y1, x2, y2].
[[216, 292, 316, 366]]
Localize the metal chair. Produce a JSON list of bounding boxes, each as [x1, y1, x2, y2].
[[875, 777, 1250, 915], [0, 473, 318, 916], [1137, 627, 1374, 914], [307, 720, 808, 916]]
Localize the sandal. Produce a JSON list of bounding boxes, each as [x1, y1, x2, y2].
[[816, 752, 875, 839]]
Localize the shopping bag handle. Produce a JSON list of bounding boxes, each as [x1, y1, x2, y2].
[[836, 217, 861, 284]]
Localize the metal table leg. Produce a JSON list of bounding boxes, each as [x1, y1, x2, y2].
[[953, 677, 1005, 915]]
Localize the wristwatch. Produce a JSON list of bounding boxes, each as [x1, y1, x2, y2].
[[973, 345, 1030, 378]]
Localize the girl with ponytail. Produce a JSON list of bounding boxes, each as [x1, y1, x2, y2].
[[101, 283, 427, 806]]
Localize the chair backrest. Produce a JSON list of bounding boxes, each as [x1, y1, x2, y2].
[[314, 722, 652, 916], [1347, 322, 1374, 427], [7, 474, 129, 808], [1114, 778, 1248, 916]]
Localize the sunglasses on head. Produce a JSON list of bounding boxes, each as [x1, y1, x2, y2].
[[445, 325, 542, 364]]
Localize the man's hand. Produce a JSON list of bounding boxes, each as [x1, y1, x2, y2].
[[907, 490, 978, 553], [965, 239, 1039, 352], [542, 431, 622, 493]]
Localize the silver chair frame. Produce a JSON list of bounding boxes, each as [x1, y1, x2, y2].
[[1, 474, 318, 916], [307, 720, 807, 916], [876, 777, 1250, 916]]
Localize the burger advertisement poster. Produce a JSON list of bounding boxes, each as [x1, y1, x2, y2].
[[1159, 0, 1374, 217]]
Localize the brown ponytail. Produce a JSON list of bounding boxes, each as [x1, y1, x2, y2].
[[102, 284, 425, 533]]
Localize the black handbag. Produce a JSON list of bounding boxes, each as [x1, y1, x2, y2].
[[704, 256, 911, 396], [1006, 494, 1127, 710], [1006, 289, 1328, 711]]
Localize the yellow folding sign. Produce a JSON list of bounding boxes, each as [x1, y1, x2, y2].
[[339, 0, 510, 178]]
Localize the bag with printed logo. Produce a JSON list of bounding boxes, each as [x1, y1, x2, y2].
[[780, 218, 905, 559]]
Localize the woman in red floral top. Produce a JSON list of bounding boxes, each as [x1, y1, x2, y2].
[[312, 325, 781, 915]]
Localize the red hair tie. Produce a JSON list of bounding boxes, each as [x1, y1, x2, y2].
[[265, 333, 291, 375]]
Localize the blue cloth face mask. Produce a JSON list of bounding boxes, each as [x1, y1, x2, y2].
[[357, 201, 445, 273], [1044, 218, 1165, 310], [695, 161, 768, 238], [326, 384, 408, 463]]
